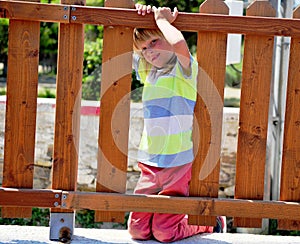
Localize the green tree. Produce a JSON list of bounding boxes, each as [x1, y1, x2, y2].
[[0, 19, 8, 77], [39, 22, 58, 73]]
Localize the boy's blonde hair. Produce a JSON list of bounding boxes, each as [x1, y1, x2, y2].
[[133, 28, 164, 51]]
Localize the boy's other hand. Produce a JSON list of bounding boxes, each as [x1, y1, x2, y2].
[[152, 6, 178, 24], [135, 3, 152, 15]]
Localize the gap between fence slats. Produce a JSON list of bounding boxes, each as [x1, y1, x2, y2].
[[234, 1, 276, 228]]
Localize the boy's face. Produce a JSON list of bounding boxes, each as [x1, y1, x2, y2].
[[139, 36, 174, 69]]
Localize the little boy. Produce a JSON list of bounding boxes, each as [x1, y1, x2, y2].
[[128, 4, 225, 242]]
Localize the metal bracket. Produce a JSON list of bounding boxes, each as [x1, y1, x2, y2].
[[49, 212, 75, 242]]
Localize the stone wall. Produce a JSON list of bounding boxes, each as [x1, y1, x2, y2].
[[0, 97, 239, 197]]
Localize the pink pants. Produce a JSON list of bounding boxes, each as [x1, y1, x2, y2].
[[128, 162, 213, 243]]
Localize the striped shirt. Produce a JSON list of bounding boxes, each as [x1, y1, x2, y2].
[[134, 54, 198, 168]]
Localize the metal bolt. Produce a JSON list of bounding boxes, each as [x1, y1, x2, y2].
[[62, 194, 67, 200], [55, 194, 59, 198], [62, 203, 66, 208], [64, 6, 68, 11], [63, 15, 68, 20], [54, 202, 59, 207], [71, 7, 76, 11], [72, 16, 77, 21]]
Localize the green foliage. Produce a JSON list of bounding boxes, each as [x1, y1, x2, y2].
[[0, 208, 50, 226], [0, 88, 6, 96], [0, 19, 8, 77], [224, 97, 240, 107], [131, 70, 143, 102], [86, 0, 104, 7], [39, 22, 58, 73], [0, 208, 127, 229], [226, 64, 242, 88], [0, 19, 8, 57], [75, 210, 102, 228], [40, 22, 58, 56], [269, 219, 300, 236], [38, 88, 56, 98], [82, 35, 103, 100]]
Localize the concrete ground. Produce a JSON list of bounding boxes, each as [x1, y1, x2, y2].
[[0, 226, 300, 244]]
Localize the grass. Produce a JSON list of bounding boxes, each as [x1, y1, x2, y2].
[[0, 208, 127, 229]]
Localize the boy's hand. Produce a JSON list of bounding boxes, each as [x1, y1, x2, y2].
[[135, 3, 152, 15], [152, 6, 178, 24]]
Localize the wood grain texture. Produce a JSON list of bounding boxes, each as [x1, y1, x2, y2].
[[95, 0, 134, 223], [2, 0, 300, 37], [278, 6, 300, 231], [189, 0, 228, 226], [68, 4, 300, 37], [61, 192, 300, 223], [2, 7, 40, 217], [0, 0, 69, 23], [51, 0, 85, 214], [0, 188, 62, 208], [234, 1, 275, 228], [1, 188, 300, 229]]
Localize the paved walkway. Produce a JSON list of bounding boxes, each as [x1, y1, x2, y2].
[[0, 225, 300, 244]]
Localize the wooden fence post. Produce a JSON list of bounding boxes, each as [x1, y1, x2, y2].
[[278, 6, 300, 231], [189, 0, 228, 226], [234, 1, 276, 228], [95, 0, 135, 223], [50, 0, 85, 241], [1, 0, 40, 218]]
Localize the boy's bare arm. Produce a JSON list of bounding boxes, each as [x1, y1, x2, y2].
[[135, 4, 191, 72], [152, 6, 191, 72]]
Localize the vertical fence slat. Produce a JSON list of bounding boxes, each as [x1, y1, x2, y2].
[[278, 7, 300, 231], [95, 0, 134, 223], [2, 4, 40, 217], [234, 1, 275, 228], [51, 0, 84, 209], [189, 0, 228, 226]]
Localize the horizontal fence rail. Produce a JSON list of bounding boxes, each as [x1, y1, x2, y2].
[[1, 187, 300, 221], [1, 0, 300, 36]]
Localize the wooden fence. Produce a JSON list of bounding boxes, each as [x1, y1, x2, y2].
[[0, 0, 300, 241]]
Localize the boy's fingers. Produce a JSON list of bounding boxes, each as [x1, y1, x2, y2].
[[139, 5, 151, 15], [152, 6, 157, 12], [173, 7, 178, 19], [135, 3, 142, 14], [141, 5, 147, 15], [146, 5, 152, 13]]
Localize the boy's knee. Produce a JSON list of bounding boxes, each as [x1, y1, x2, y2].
[[128, 226, 151, 240], [128, 221, 152, 240], [152, 215, 175, 243], [152, 228, 174, 243]]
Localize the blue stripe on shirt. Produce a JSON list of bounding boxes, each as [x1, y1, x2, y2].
[[143, 96, 196, 119], [138, 148, 194, 168]]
